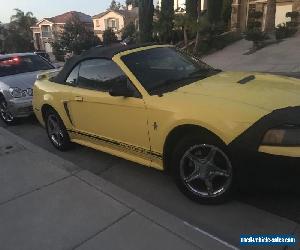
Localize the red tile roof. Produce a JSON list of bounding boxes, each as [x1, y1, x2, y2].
[[41, 11, 92, 24]]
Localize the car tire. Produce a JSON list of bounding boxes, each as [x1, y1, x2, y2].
[[171, 132, 235, 204], [45, 109, 72, 151], [0, 96, 17, 125]]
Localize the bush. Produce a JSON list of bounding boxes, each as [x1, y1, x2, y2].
[[211, 31, 241, 50], [288, 27, 298, 36], [245, 29, 267, 42], [191, 31, 241, 55], [172, 29, 184, 44], [286, 11, 299, 18], [275, 23, 297, 40], [248, 11, 263, 19], [247, 21, 262, 29], [286, 21, 298, 27], [276, 23, 289, 39], [103, 28, 117, 45]]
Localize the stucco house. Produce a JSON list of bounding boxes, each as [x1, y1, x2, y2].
[[157, 0, 208, 12], [92, 6, 139, 41], [31, 11, 93, 54], [231, 0, 300, 32]]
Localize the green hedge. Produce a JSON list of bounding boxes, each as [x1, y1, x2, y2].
[[276, 23, 298, 40], [248, 11, 263, 19], [286, 11, 299, 18], [247, 21, 262, 29], [245, 29, 267, 42]]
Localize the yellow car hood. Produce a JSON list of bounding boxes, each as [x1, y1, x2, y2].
[[176, 72, 300, 111]]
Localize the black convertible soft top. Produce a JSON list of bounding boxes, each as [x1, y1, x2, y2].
[[54, 43, 152, 84]]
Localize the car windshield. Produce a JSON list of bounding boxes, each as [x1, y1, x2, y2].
[[0, 55, 54, 77], [121, 47, 220, 95]]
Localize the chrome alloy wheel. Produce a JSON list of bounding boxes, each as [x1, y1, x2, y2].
[[0, 99, 14, 123], [47, 114, 64, 147], [180, 144, 233, 198]]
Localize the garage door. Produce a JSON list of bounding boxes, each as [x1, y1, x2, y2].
[[276, 3, 293, 26]]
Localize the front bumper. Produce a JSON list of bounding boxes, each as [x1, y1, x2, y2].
[[259, 145, 300, 157], [7, 97, 33, 118], [230, 147, 300, 191]]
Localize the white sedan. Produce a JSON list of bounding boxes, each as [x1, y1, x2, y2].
[[0, 53, 55, 124]]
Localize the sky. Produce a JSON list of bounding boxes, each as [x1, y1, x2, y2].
[[0, 0, 129, 23]]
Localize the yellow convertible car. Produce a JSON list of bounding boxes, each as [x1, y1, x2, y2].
[[33, 45, 300, 203]]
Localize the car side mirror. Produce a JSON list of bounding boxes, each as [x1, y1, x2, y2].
[[109, 80, 135, 98]]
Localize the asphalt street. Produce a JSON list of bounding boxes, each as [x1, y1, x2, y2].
[[1, 73, 300, 247]]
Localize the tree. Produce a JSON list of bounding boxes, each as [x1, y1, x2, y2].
[[52, 16, 100, 58], [207, 0, 223, 24], [194, 0, 202, 53], [109, 0, 122, 10], [126, 0, 139, 7], [0, 22, 5, 38], [158, 0, 174, 43], [264, 0, 276, 36], [174, 13, 189, 46], [103, 28, 118, 45], [186, 0, 198, 20], [0, 23, 6, 53], [122, 22, 136, 39], [4, 9, 37, 53], [139, 0, 154, 43], [222, 0, 232, 26]]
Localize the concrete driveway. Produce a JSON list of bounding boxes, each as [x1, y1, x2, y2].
[[203, 32, 300, 73]]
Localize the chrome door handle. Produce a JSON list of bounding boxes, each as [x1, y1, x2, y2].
[[75, 96, 83, 102]]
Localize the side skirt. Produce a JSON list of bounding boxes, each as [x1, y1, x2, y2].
[[68, 129, 164, 171]]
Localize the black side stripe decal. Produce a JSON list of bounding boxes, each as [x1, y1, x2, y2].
[[68, 130, 162, 159]]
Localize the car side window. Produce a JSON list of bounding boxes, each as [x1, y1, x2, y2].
[[77, 59, 127, 92], [66, 65, 80, 86]]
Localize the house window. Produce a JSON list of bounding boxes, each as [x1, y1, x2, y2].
[[108, 19, 116, 28], [104, 18, 119, 30], [111, 19, 116, 28], [95, 20, 100, 27], [41, 25, 52, 37]]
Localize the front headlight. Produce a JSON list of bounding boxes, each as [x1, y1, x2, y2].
[[261, 125, 300, 146], [9, 87, 26, 98], [8, 87, 32, 98], [26, 88, 33, 96]]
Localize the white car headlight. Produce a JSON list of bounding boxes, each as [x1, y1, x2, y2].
[[261, 125, 300, 146], [9, 87, 26, 98]]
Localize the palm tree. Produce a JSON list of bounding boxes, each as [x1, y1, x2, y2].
[[264, 0, 276, 37], [10, 9, 37, 31], [5, 9, 37, 52]]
